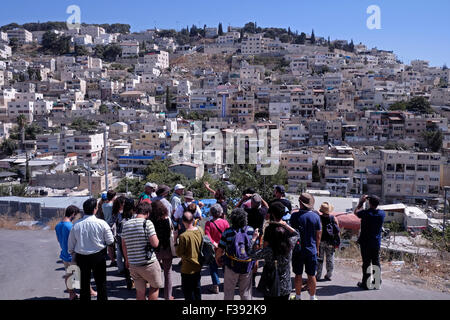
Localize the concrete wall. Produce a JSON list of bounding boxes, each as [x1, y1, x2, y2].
[[0, 200, 67, 221], [33, 174, 80, 189]]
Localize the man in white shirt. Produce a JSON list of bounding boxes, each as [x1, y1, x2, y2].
[[68, 198, 115, 301], [171, 184, 185, 215], [173, 192, 202, 219]]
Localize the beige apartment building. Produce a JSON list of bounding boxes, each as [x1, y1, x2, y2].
[[290, 88, 324, 117], [324, 145, 354, 196], [226, 91, 255, 124], [281, 150, 313, 193], [381, 150, 441, 204], [353, 148, 382, 196]]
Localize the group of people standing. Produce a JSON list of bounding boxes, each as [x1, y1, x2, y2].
[[55, 181, 385, 301]]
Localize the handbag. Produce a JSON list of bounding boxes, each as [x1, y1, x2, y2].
[[257, 259, 281, 297], [168, 217, 177, 257], [143, 219, 154, 261]]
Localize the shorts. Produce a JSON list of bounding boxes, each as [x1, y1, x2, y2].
[[129, 261, 163, 292], [292, 252, 317, 276]]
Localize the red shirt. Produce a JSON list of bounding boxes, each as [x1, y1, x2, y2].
[[205, 218, 230, 246]]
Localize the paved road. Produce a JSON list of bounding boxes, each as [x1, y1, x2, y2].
[[0, 229, 449, 300]]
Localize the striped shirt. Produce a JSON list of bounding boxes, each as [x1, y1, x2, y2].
[[122, 218, 157, 266], [218, 226, 254, 251]]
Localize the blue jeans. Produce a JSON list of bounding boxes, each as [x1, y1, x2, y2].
[[209, 260, 220, 286]]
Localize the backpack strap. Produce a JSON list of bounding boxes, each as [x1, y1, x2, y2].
[[211, 220, 223, 234]]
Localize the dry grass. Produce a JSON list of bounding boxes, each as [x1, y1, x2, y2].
[[336, 242, 362, 261], [336, 240, 450, 292], [0, 213, 39, 230], [46, 213, 83, 230], [46, 217, 60, 230]]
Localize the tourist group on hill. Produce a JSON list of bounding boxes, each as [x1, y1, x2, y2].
[[55, 182, 385, 300]]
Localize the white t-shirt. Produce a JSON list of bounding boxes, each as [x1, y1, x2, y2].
[[173, 202, 202, 220]]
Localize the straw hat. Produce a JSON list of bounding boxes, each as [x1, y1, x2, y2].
[[319, 202, 334, 215]]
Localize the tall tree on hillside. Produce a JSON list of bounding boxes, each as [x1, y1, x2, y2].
[[16, 115, 26, 151], [218, 23, 224, 36], [310, 29, 316, 44], [165, 86, 172, 111], [9, 38, 19, 53]]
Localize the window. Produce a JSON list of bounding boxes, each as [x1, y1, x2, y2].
[[430, 165, 440, 172], [416, 185, 427, 194], [406, 164, 415, 171], [429, 186, 439, 194], [417, 165, 428, 172], [386, 163, 395, 172]]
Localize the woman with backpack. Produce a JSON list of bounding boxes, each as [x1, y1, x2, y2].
[[204, 204, 230, 294], [215, 208, 255, 300], [150, 200, 175, 300], [316, 202, 340, 282], [249, 202, 299, 300]]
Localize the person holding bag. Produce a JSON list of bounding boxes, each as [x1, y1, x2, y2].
[[150, 200, 175, 300], [316, 202, 340, 282], [204, 204, 230, 294], [249, 202, 299, 301], [122, 202, 163, 300]]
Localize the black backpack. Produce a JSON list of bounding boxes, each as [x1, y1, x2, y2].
[[324, 215, 340, 247], [198, 233, 216, 266]]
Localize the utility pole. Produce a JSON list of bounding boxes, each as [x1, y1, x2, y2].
[[104, 126, 109, 192], [444, 186, 450, 234], [87, 162, 92, 197], [360, 171, 364, 195]]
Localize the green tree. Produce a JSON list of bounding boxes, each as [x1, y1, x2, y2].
[[297, 182, 307, 194], [74, 44, 89, 56], [312, 160, 320, 182], [11, 184, 27, 196], [389, 101, 408, 111], [243, 22, 257, 34], [1, 139, 17, 156], [16, 115, 26, 151], [9, 38, 19, 53], [69, 118, 99, 133], [228, 164, 288, 202], [103, 44, 122, 62], [99, 104, 109, 114], [421, 125, 443, 152], [406, 97, 433, 114], [294, 32, 306, 44], [42, 31, 71, 55], [165, 86, 173, 111], [310, 29, 316, 44]]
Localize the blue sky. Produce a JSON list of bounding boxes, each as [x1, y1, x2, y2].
[[0, 0, 449, 67]]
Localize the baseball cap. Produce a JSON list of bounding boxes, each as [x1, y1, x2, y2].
[[274, 185, 286, 194], [174, 184, 185, 191], [145, 182, 157, 189], [251, 193, 262, 204]]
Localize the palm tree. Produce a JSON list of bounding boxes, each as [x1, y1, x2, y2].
[[16, 115, 26, 152]]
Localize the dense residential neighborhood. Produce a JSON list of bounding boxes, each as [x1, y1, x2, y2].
[[0, 21, 449, 233]]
